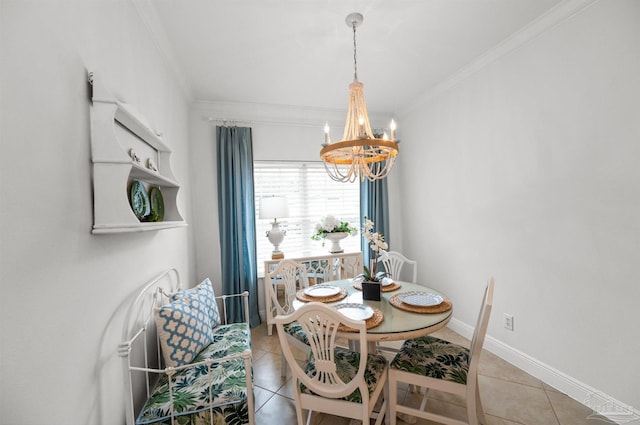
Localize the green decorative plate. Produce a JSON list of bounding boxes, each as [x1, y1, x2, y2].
[[148, 186, 164, 222], [129, 180, 150, 221]]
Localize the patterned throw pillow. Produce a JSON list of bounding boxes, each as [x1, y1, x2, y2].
[[155, 296, 215, 367], [172, 278, 221, 328]]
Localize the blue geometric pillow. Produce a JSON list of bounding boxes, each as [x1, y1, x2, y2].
[[172, 278, 221, 328], [155, 296, 215, 367]]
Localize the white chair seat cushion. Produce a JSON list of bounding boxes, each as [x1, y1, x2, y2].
[[283, 321, 309, 345], [390, 336, 469, 384], [301, 347, 387, 403]]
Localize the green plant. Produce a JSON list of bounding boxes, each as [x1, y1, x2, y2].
[[356, 266, 389, 283]]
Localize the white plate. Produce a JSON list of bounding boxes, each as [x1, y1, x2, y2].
[[304, 285, 340, 298], [335, 303, 374, 321], [380, 277, 394, 287], [400, 291, 443, 307]]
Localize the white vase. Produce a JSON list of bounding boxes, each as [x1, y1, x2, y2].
[[325, 232, 348, 253]]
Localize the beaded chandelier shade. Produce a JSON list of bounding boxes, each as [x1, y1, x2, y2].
[[320, 12, 399, 183]]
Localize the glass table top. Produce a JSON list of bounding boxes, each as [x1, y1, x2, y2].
[[292, 279, 452, 341]]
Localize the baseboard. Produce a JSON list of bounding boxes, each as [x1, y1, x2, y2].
[[447, 318, 640, 424]]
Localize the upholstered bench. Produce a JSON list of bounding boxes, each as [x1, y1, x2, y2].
[[119, 269, 255, 425]]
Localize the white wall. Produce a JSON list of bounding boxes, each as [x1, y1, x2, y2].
[[397, 0, 639, 409], [0, 1, 194, 424]]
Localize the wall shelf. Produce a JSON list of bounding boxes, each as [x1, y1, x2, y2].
[[89, 72, 186, 234]]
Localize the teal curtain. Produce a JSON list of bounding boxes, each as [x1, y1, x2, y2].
[[360, 177, 390, 271], [216, 126, 260, 327]]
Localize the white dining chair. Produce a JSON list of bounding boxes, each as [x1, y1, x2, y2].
[[375, 250, 419, 384], [377, 251, 418, 283], [388, 278, 494, 425], [265, 259, 312, 376], [275, 301, 389, 425]]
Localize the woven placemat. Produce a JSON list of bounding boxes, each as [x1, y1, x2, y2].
[[389, 293, 452, 313], [352, 281, 401, 292], [296, 287, 348, 303], [338, 308, 384, 332]]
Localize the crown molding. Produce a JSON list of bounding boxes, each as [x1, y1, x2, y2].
[[131, 0, 193, 101], [398, 0, 600, 118], [192, 100, 393, 130]]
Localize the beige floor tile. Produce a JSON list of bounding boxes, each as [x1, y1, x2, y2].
[[253, 385, 275, 411], [545, 390, 610, 425], [277, 376, 295, 399], [401, 390, 469, 424], [486, 415, 526, 425], [252, 329, 284, 354], [250, 347, 268, 362], [255, 393, 299, 424], [479, 375, 559, 425], [478, 350, 544, 389], [253, 350, 288, 392]]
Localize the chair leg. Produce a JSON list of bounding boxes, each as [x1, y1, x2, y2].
[[476, 384, 488, 425], [384, 379, 391, 425], [281, 351, 288, 377], [389, 373, 397, 425], [268, 323, 273, 336], [467, 384, 479, 425]]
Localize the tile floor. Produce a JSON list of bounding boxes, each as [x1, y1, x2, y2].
[[250, 322, 609, 425]]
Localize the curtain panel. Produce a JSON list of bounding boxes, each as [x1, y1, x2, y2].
[[360, 177, 390, 271], [216, 126, 260, 327]]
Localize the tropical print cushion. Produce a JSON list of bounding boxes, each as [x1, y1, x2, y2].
[[136, 323, 252, 425], [390, 336, 470, 384], [301, 347, 387, 403], [155, 296, 215, 367], [172, 278, 221, 328], [283, 321, 309, 345]]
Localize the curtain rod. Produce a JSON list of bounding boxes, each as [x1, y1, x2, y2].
[[205, 116, 324, 129], [207, 118, 252, 127]]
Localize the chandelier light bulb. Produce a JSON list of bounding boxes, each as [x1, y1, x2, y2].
[[390, 119, 397, 140], [324, 122, 331, 144]]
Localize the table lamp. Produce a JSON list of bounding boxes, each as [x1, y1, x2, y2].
[[259, 196, 289, 259]]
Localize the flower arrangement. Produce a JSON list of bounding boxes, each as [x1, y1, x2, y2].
[[357, 217, 389, 282], [310, 215, 358, 242]]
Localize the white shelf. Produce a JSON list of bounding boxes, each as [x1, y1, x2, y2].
[[128, 163, 180, 187], [89, 72, 186, 234], [92, 221, 188, 234]]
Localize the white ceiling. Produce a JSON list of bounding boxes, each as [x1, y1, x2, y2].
[[150, 0, 563, 114]]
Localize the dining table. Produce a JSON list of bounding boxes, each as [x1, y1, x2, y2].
[[292, 278, 453, 350]]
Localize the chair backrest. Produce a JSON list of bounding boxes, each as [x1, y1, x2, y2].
[[468, 278, 494, 375], [378, 251, 417, 283], [339, 252, 364, 279], [267, 260, 309, 316], [275, 302, 369, 400]]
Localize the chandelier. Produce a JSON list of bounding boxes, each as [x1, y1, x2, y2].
[[320, 12, 399, 183]]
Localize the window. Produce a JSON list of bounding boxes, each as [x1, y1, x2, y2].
[[254, 161, 360, 263]]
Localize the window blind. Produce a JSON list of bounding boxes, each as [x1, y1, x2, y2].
[[254, 161, 360, 263]]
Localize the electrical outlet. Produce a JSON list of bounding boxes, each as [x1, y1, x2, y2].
[[504, 313, 514, 331]]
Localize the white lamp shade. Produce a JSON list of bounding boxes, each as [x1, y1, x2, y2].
[[259, 196, 289, 220]]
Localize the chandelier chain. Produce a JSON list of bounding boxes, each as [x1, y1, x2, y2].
[[352, 21, 358, 81]]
